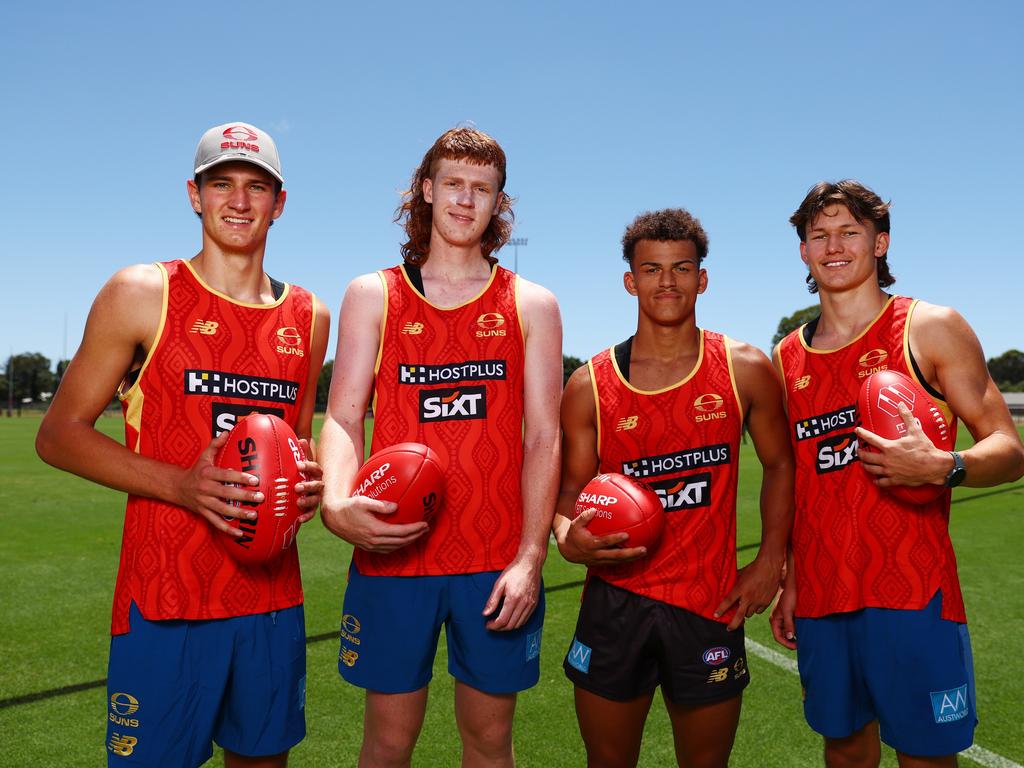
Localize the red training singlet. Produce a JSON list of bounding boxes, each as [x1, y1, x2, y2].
[[776, 296, 965, 622], [356, 265, 526, 576], [590, 331, 743, 622], [112, 260, 315, 634]]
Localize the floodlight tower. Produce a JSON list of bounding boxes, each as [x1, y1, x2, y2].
[[509, 237, 528, 274]]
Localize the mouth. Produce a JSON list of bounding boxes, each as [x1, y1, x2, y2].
[[823, 259, 851, 269], [448, 211, 475, 224], [223, 216, 253, 225]]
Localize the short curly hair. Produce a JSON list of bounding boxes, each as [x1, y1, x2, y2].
[[790, 180, 894, 294], [621, 208, 709, 267], [395, 127, 514, 266]]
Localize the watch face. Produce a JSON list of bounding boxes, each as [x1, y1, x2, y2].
[[946, 453, 966, 488]]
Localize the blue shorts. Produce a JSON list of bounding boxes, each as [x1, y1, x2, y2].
[[106, 601, 306, 767], [338, 563, 544, 694], [795, 591, 976, 757]]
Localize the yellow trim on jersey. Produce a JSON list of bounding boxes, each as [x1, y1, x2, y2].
[[796, 295, 897, 354], [308, 293, 319, 356], [181, 259, 290, 309], [118, 263, 169, 404], [609, 330, 706, 395], [903, 299, 955, 424], [514, 273, 527, 355], [772, 343, 790, 409], [588, 357, 602, 454], [123, 388, 145, 453], [370, 271, 389, 417], [723, 335, 744, 415], [398, 262, 499, 311]]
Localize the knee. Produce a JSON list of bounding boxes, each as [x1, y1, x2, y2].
[[824, 731, 880, 768], [459, 716, 513, 762], [361, 727, 419, 768]]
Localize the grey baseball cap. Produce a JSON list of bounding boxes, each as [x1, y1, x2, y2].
[[193, 122, 284, 184]]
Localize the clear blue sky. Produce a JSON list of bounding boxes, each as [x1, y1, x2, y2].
[[2, 1, 1021, 370]]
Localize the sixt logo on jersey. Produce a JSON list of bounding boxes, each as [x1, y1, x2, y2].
[[794, 405, 857, 442], [419, 385, 487, 422], [399, 360, 506, 385], [185, 370, 299, 404], [648, 472, 712, 512], [621, 444, 730, 480], [211, 403, 285, 437], [815, 433, 857, 474]]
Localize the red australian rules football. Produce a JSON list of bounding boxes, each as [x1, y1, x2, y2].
[[214, 413, 306, 565], [351, 442, 445, 525], [574, 472, 665, 550], [857, 369, 954, 504]]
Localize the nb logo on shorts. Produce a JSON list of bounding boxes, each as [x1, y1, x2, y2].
[[108, 733, 138, 756], [706, 668, 729, 684], [567, 638, 592, 674], [340, 648, 359, 667], [930, 684, 969, 724], [526, 629, 542, 661]]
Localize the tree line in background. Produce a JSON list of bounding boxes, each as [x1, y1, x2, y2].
[[5, 329, 1023, 413]]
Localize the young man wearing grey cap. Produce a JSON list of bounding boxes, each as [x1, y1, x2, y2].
[[37, 122, 330, 768]]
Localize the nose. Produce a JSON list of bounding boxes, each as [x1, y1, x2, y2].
[[659, 268, 677, 287], [826, 233, 843, 253], [455, 186, 474, 208], [228, 186, 251, 211]]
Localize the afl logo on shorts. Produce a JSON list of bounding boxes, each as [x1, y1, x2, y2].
[[702, 647, 731, 665], [475, 312, 506, 338]]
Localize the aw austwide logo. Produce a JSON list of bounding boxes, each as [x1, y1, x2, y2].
[[930, 684, 969, 724], [567, 638, 592, 674]]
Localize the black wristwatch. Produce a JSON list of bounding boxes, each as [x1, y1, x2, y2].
[[944, 451, 966, 488]]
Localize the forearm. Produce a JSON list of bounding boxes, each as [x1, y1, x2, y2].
[[755, 460, 794, 563], [517, 428, 560, 565], [37, 419, 186, 505], [960, 430, 1024, 487], [318, 414, 365, 508]]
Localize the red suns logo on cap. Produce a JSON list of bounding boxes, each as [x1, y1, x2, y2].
[[223, 125, 258, 141]]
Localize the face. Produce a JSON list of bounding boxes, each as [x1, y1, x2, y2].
[[800, 204, 889, 294], [624, 239, 707, 326], [187, 162, 285, 254], [422, 158, 503, 250]]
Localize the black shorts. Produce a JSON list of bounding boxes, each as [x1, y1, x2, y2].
[[563, 577, 749, 704]]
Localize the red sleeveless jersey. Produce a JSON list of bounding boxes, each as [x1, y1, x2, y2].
[[355, 265, 526, 576], [112, 260, 315, 634], [590, 331, 743, 621], [776, 296, 965, 622]]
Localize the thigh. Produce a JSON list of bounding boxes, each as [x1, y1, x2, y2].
[[105, 602, 228, 768], [361, 687, 430, 765], [657, 603, 749, 706], [574, 686, 655, 768], [795, 612, 875, 740], [663, 693, 743, 768], [563, 577, 661, 701], [338, 563, 447, 694], [446, 570, 545, 694], [862, 592, 976, 758], [215, 604, 307, 758]]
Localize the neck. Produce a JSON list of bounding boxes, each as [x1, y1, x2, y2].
[[816, 284, 890, 342], [420, 249, 492, 282], [190, 250, 271, 304], [632, 315, 701, 360]]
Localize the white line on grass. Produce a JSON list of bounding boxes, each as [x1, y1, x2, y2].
[[745, 639, 1022, 768]]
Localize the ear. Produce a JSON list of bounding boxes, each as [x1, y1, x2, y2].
[[874, 231, 890, 258], [187, 178, 202, 215], [697, 267, 708, 295], [623, 270, 638, 296], [423, 176, 434, 205], [492, 191, 506, 217], [271, 189, 287, 221], [799, 241, 809, 266]]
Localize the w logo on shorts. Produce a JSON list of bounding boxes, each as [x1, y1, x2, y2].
[[567, 638, 592, 674], [930, 684, 969, 724]]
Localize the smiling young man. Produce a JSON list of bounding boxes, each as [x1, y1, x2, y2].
[[36, 122, 330, 768], [771, 180, 1024, 767], [553, 209, 793, 768], [319, 127, 562, 767]]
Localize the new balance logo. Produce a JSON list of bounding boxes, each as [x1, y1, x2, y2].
[[402, 322, 424, 335], [567, 638, 592, 673], [108, 734, 138, 757], [793, 375, 811, 391], [189, 320, 218, 335], [616, 416, 638, 431]]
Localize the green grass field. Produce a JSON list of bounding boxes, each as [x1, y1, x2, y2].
[[1, 414, 1021, 767]]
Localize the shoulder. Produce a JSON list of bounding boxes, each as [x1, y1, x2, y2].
[[515, 276, 561, 331], [725, 337, 772, 370], [565, 361, 593, 393], [908, 300, 977, 361], [102, 263, 164, 300], [342, 272, 386, 306]]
